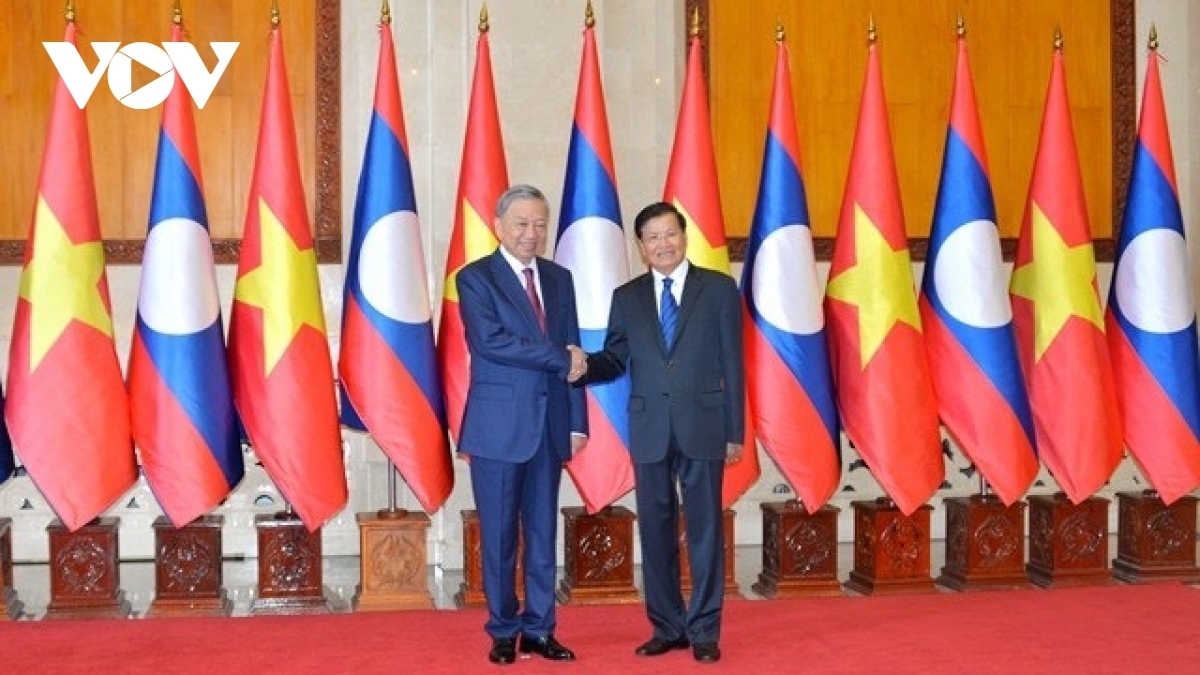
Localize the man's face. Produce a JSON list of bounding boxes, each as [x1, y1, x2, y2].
[[496, 197, 549, 266], [638, 213, 687, 276]]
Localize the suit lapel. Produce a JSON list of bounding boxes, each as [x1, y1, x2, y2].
[[538, 260, 559, 337], [491, 251, 542, 336], [674, 265, 707, 351]]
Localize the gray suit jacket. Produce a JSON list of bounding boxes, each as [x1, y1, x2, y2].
[[586, 263, 744, 463]]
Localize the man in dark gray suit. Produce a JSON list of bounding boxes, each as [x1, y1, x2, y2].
[[575, 201, 744, 664]]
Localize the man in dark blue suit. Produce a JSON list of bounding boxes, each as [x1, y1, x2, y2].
[[577, 201, 743, 664], [457, 184, 588, 665]]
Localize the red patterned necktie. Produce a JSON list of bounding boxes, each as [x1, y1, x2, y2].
[[523, 267, 547, 334]]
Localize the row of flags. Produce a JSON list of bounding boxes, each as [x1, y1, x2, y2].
[[4, 8, 1198, 536]]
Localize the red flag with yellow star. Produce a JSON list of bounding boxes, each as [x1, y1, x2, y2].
[[7, 19, 136, 531], [1009, 45, 1122, 503], [663, 30, 759, 508], [823, 38, 943, 516], [228, 20, 347, 530], [437, 20, 508, 444]]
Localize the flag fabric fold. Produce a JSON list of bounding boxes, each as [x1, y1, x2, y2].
[[1104, 47, 1200, 504], [438, 26, 508, 444], [918, 36, 1038, 506], [129, 22, 244, 527], [228, 22, 347, 530], [823, 39, 943, 516], [338, 19, 453, 513], [664, 33, 760, 508], [1009, 46, 1123, 504], [556, 19, 634, 513], [7, 20, 137, 531], [741, 39, 840, 512]]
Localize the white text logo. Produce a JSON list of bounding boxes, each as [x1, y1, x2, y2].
[[43, 42, 239, 109]]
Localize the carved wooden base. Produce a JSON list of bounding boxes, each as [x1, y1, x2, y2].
[[44, 517, 131, 620], [557, 506, 640, 604], [455, 510, 524, 609], [148, 515, 231, 617], [678, 508, 740, 597], [0, 519, 23, 620], [1026, 493, 1113, 588], [1112, 492, 1200, 584], [753, 501, 842, 598], [250, 513, 331, 615], [354, 509, 433, 611], [844, 499, 935, 595], [937, 496, 1030, 592]]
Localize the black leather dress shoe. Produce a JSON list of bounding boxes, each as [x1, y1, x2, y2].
[[635, 636, 690, 656], [518, 634, 576, 661], [693, 642, 721, 663], [489, 638, 517, 665]]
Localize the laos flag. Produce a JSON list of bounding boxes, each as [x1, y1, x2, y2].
[[1105, 45, 1200, 504], [129, 22, 243, 527], [339, 17, 452, 513], [556, 16, 633, 513], [741, 38, 840, 512], [918, 34, 1038, 506]]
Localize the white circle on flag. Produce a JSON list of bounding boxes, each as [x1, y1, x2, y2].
[[358, 210, 432, 324], [932, 219, 1011, 328], [555, 216, 627, 329], [1115, 228, 1194, 333], [139, 218, 220, 335], [751, 224, 824, 334]]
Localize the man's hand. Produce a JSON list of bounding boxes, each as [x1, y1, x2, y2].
[[566, 344, 588, 382], [725, 443, 744, 465]]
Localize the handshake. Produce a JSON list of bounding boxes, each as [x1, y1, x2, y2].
[[566, 344, 588, 383]]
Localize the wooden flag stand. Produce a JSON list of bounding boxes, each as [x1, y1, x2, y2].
[[148, 515, 231, 617], [44, 517, 131, 619], [753, 501, 842, 598], [937, 493, 1030, 592], [1026, 493, 1113, 587], [354, 467, 433, 611], [679, 508, 741, 597], [456, 509, 525, 608], [844, 498, 935, 595], [0, 518, 23, 620], [557, 506, 640, 604], [250, 511, 331, 614], [1112, 491, 1200, 584]]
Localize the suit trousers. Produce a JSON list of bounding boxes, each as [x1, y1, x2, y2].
[[469, 426, 562, 640], [633, 436, 725, 644]]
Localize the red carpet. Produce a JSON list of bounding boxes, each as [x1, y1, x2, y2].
[[3, 583, 1198, 674]]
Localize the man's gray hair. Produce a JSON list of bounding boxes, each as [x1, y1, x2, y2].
[[496, 184, 548, 218]]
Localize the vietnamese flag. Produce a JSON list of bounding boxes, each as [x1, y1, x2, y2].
[[823, 32, 943, 516], [228, 16, 347, 530], [663, 27, 759, 508], [437, 9, 508, 444], [8, 17, 136, 531], [1009, 37, 1123, 504]]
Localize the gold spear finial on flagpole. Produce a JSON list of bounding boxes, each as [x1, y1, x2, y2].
[[956, 12, 965, 38], [271, 0, 281, 27], [585, 0, 595, 29], [775, 20, 785, 45], [1148, 23, 1158, 51], [691, 6, 701, 39], [480, 3, 490, 34], [381, 0, 391, 27], [1054, 25, 1063, 52], [173, 0, 183, 25], [65, 0, 75, 22], [868, 14, 877, 45]]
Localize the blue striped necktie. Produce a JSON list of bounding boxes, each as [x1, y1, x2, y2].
[[660, 277, 678, 348]]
